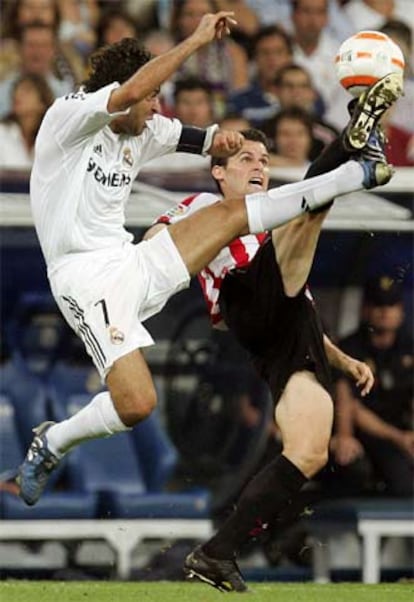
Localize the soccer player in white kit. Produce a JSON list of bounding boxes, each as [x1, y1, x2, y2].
[[17, 11, 399, 507]]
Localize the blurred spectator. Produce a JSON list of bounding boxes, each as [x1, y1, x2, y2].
[[0, 74, 54, 169], [332, 275, 414, 497], [95, 8, 138, 49], [244, 0, 353, 42], [219, 113, 251, 131], [169, 0, 249, 118], [143, 28, 175, 56], [1, 0, 83, 88], [173, 77, 215, 127], [0, 22, 73, 119], [379, 20, 414, 166], [274, 63, 339, 159], [155, 0, 259, 40], [264, 107, 313, 168], [290, 0, 339, 113], [227, 26, 293, 128], [143, 29, 176, 114], [124, 0, 157, 29], [344, 0, 414, 40], [57, 0, 99, 57]]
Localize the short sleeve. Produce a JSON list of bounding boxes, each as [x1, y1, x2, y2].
[[48, 83, 128, 147]]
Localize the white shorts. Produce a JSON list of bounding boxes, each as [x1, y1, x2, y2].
[[49, 228, 190, 380]]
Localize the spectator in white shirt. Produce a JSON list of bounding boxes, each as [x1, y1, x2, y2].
[[290, 0, 339, 112], [0, 73, 54, 169], [0, 22, 72, 119]]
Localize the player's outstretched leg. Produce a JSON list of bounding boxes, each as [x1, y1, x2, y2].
[[184, 545, 249, 593], [344, 72, 403, 151], [16, 421, 60, 506]]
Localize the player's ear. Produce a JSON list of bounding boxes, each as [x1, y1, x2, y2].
[[212, 164, 224, 182]]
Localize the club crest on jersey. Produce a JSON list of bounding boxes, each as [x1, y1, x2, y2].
[[109, 326, 125, 345], [164, 203, 189, 219], [122, 147, 134, 168]]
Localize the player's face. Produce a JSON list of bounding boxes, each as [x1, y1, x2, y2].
[[118, 91, 161, 135], [213, 140, 270, 197]]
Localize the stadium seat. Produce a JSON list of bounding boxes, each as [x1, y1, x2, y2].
[[5, 292, 66, 379], [0, 357, 67, 489], [47, 361, 211, 519], [0, 358, 49, 447], [0, 393, 97, 520], [130, 411, 178, 492]]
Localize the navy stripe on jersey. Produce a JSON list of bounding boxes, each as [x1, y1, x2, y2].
[[62, 296, 106, 369]]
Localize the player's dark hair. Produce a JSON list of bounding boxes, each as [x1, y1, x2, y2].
[[82, 38, 152, 93], [211, 129, 270, 193]]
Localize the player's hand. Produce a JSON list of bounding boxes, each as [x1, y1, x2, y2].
[[397, 430, 414, 458], [209, 128, 244, 157], [344, 358, 375, 397], [330, 434, 364, 465], [191, 11, 237, 46]]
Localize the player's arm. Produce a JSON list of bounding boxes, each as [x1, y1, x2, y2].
[[108, 12, 236, 113], [353, 401, 414, 457], [323, 334, 374, 397], [330, 377, 364, 466]]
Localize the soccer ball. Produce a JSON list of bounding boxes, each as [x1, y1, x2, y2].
[[335, 30, 405, 97]]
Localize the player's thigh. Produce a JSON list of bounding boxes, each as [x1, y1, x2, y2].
[[275, 370, 334, 457]]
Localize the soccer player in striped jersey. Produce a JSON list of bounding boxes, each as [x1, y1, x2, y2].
[[148, 127, 387, 592]]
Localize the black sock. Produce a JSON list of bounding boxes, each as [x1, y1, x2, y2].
[[202, 455, 307, 559]]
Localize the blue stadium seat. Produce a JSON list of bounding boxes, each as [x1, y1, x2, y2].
[[131, 411, 178, 492], [47, 361, 211, 519], [0, 393, 97, 519], [5, 292, 66, 379], [47, 362, 146, 515], [0, 358, 49, 447]]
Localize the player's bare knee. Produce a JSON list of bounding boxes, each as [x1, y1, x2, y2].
[[285, 446, 329, 478], [112, 388, 157, 426]]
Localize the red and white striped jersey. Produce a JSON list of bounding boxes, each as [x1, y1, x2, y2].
[[155, 192, 268, 328]]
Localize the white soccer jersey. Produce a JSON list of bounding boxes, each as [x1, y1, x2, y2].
[[156, 192, 268, 328], [30, 82, 185, 274]]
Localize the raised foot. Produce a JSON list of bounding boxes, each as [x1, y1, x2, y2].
[[346, 72, 404, 151]]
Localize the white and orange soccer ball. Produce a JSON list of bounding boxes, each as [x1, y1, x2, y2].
[[335, 30, 405, 97]]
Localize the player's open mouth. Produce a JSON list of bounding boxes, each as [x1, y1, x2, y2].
[[248, 177, 264, 189]]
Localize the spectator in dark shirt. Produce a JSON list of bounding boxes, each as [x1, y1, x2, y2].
[[332, 275, 414, 497], [227, 25, 293, 128], [274, 63, 339, 160]]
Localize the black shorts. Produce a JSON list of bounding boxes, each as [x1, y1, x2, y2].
[[218, 237, 332, 404]]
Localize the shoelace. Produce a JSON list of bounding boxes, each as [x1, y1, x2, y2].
[[29, 436, 58, 472]]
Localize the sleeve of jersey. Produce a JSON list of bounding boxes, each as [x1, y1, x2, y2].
[[154, 192, 220, 226], [50, 82, 128, 146], [141, 115, 184, 162]]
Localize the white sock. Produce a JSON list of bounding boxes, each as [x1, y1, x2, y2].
[[46, 391, 130, 457], [246, 160, 364, 232]]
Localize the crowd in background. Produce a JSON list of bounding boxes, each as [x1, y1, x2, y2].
[[1, 0, 414, 170], [0, 1, 413, 553]]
